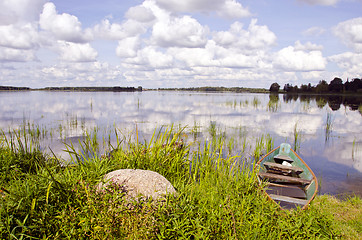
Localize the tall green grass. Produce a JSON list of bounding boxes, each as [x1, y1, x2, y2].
[[0, 125, 349, 239]]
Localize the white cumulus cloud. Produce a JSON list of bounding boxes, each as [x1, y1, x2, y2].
[[116, 37, 141, 58], [294, 40, 323, 51], [122, 46, 173, 69], [93, 19, 147, 40], [57, 41, 98, 62], [154, 0, 251, 19], [333, 17, 362, 53], [41, 61, 121, 85], [218, 0, 252, 19], [0, 23, 39, 49], [168, 40, 261, 69], [328, 52, 362, 76], [0, 47, 36, 62], [151, 15, 209, 48], [125, 5, 156, 22], [168, 42, 218, 67], [39, 2, 92, 43], [0, 1, 45, 62], [0, 0, 46, 24], [213, 19, 277, 53], [273, 44, 326, 72]]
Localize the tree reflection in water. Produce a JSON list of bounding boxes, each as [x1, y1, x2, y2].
[[283, 94, 362, 114]]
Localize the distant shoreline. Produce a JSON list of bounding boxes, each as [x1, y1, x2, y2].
[[0, 86, 142, 92], [1, 85, 362, 96]]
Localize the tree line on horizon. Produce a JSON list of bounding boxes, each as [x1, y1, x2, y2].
[[269, 77, 362, 94], [0, 86, 142, 92]]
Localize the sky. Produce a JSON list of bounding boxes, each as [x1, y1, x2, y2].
[[0, 0, 361, 89]]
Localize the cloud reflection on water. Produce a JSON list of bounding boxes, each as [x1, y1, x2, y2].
[[0, 90, 361, 195]]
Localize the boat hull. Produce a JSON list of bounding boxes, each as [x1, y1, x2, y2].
[[256, 143, 318, 210]]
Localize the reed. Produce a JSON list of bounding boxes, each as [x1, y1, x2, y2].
[[243, 99, 249, 107], [325, 112, 333, 143], [252, 134, 274, 163], [293, 122, 301, 151], [227, 137, 235, 156], [352, 138, 360, 161], [252, 97, 260, 108], [208, 121, 217, 138], [190, 120, 201, 141], [352, 138, 356, 161], [267, 94, 280, 112]]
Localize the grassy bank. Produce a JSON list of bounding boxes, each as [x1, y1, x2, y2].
[[0, 127, 361, 239]]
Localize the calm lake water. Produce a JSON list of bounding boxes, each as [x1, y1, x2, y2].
[[1, 90, 361, 197]]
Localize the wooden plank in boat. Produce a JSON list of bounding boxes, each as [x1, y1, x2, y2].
[[267, 182, 304, 189], [274, 154, 294, 162], [269, 194, 309, 206], [264, 162, 303, 174], [258, 172, 312, 185], [266, 186, 307, 199]]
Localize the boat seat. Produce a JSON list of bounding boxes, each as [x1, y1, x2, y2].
[[263, 162, 303, 175], [274, 154, 294, 163], [258, 172, 312, 185], [269, 194, 309, 206]]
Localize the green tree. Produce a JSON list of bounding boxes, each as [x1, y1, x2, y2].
[[328, 77, 343, 92], [315, 80, 328, 93], [269, 82, 280, 92]]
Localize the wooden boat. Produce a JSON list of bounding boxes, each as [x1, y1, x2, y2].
[[256, 143, 318, 210]]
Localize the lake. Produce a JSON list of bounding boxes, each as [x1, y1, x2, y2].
[[1, 90, 361, 197]]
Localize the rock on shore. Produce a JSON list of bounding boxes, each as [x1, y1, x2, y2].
[[97, 169, 176, 200]]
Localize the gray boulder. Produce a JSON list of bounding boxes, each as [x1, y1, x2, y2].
[[97, 169, 176, 200]]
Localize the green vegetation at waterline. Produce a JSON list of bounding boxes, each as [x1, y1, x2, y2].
[[0, 127, 361, 239], [272, 77, 362, 94], [0, 86, 30, 91], [0, 86, 142, 92], [158, 86, 269, 93]]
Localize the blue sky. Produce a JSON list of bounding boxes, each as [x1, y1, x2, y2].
[[0, 0, 361, 88]]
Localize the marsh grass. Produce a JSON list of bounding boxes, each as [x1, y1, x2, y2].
[[252, 96, 261, 108], [190, 120, 202, 141], [325, 112, 334, 143], [252, 134, 274, 162], [351, 138, 361, 162], [293, 122, 301, 152], [0, 125, 356, 239], [267, 94, 280, 112]]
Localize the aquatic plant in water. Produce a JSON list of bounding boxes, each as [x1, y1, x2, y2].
[[267, 94, 280, 112], [293, 122, 301, 151], [352, 138, 361, 162], [325, 112, 333, 143], [252, 96, 261, 108]]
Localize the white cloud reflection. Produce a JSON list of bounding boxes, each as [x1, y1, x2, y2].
[[0, 90, 361, 196]]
